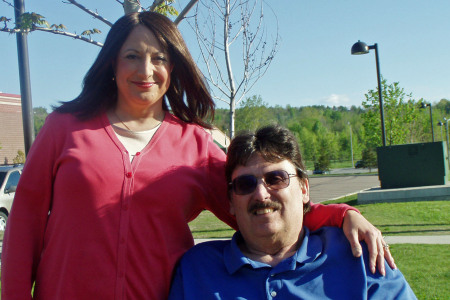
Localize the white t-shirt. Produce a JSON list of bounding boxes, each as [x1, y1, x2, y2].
[[111, 123, 162, 162]]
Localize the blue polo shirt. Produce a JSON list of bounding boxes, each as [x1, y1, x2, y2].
[[169, 227, 416, 299]]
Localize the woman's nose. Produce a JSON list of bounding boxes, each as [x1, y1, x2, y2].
[[140, 58, 155, 78]]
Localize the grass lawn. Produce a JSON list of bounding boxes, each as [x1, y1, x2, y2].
[[322, 196, 450, 236], [389, 244, 449, 299]]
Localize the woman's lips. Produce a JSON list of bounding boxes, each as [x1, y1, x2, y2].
[[132, 81, 155, 88]]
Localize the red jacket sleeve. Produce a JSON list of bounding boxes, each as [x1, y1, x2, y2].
[[1, 113, 62, 299], [303, 202, 360, 232]]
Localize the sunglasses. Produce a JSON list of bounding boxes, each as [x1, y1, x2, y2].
[[229, 170, 299, 195]]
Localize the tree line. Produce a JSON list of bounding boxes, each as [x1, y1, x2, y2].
[[33, 79, 449, 170], [213, 79, 450, 169]]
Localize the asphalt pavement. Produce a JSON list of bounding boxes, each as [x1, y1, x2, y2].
[[308, 173, 380, 203]]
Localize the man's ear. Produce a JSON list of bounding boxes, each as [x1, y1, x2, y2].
[[301, 179, 310, 204]]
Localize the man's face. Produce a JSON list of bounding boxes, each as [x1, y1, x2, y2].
[[229, 154, 309, 245]]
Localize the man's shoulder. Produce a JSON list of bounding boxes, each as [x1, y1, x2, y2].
[[182, 240, 230, 262], [312, 226, 348, 242], [309, 226, 353, 254]]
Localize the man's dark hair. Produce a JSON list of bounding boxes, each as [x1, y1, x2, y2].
[[226, 124, 310, 212]]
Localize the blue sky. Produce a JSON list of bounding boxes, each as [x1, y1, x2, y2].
[[1, 0, 449, 111]]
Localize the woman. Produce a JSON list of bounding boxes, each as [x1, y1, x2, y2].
[[1, 12, 393, 300]]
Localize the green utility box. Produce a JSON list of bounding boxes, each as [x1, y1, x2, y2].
[[377, 142, 448, 189]]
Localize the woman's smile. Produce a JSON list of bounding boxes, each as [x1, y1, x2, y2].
[[131, 81, 156, 89]]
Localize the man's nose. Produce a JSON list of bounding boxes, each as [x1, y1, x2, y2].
[[252, 179, 271, 201]]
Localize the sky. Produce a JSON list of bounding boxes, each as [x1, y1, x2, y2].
[[1, 0, 450, 111]]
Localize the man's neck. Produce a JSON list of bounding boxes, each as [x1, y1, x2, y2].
[[238, 229, 305, 267]]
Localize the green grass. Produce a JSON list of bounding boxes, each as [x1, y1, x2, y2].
[[322, 196, 450, 236], [188, 210, 235, 238], [389, 244, 449, 299]]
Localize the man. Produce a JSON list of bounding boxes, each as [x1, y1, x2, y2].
[[169, 125, 416, 299]]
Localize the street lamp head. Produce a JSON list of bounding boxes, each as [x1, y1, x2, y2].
[[351, 40, 370, 55], [420, 102, 430, 109]]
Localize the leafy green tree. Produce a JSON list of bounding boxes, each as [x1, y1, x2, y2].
[[361, 147, 377, 172], [33, 107, 49, 136], [362, 78, 422, 147], [435, 98, 450, 115], [216, 100, 450, 167], [235, 95, 272, 133], [291, 127, 318, 164], [13, 150, 25, 164]]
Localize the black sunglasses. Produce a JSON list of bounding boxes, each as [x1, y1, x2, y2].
[[229, 169, 299, 195]]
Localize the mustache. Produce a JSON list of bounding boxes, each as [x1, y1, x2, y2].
[[248, 201, 282, 213]]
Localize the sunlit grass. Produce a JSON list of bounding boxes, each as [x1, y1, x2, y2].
[[323, 196, 450, 236], [389, 244, 449, 299]]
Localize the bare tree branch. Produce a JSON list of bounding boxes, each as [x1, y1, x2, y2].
[[64, 0, 113, 26], [174, 0, 198, 25], [0, 26, 104, 47], [191, 0, 279, 137], [1, 0, 15, 10]]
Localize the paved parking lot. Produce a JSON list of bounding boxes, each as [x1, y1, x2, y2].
[[309, 174, 380, 203]]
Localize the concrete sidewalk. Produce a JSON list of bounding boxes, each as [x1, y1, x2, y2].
[[383, 235, 450, 244], [194, 235, 450, 245]]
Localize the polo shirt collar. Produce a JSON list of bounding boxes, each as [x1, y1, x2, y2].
[[224, 228, 323, 275]]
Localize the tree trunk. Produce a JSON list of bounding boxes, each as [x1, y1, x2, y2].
[[224, 0, 236, 138], [229, 98, 235, 138]]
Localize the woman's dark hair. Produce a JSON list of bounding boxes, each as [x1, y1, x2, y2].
[[225, 125, 310, 212], [55, 11, 214, 128]]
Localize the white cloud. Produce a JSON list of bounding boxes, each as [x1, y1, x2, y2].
[[321, 94, 352, 107]]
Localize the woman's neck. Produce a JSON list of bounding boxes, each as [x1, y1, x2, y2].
[[109, 106, 165, 132]]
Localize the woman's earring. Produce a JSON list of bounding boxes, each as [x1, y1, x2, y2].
[[112, 76, 115, 81]]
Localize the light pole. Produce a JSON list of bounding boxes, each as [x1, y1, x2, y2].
[[438, 121, 444, 141], [14, 0, 35, 155], [420, 102, 435, 142], [351, 40, 386, 147], [348, 122, 354, 168], [444, 117, 450, 169]]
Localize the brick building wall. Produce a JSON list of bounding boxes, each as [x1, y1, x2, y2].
[[0, 93, 25, 165]]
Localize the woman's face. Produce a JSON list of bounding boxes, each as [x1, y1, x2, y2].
[[115, 25, 173, 111]]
